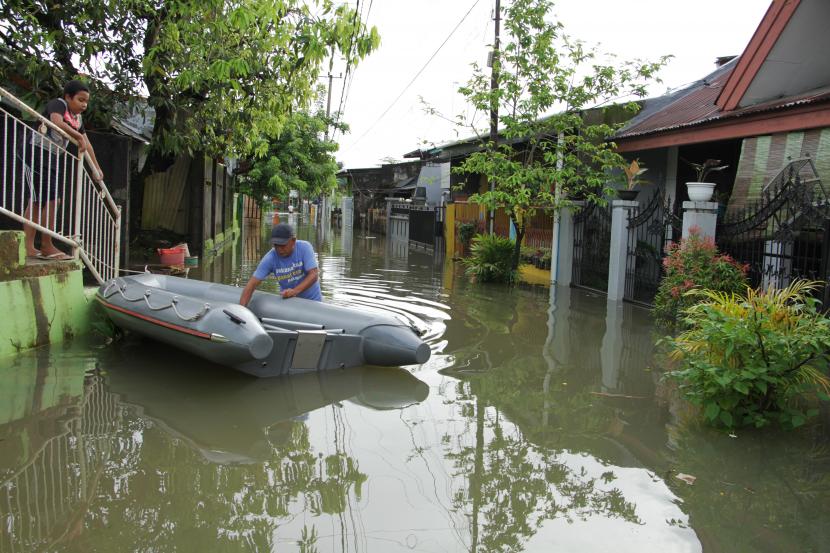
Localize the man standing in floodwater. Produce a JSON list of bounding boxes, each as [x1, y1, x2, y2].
[[239, 223, 322, 306]]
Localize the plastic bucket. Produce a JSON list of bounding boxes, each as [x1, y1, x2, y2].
[[158, 247, 185, 265]]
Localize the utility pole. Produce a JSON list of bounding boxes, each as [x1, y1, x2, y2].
[[323, 73, 343, 141], [488, 0, 501, 235]]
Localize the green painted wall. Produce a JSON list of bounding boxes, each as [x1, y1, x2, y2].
[[1, 269, 93, 359]]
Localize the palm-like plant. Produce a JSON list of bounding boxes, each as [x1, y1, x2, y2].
[[681, 158, 729, 182], [463, 234, 517, 283], [622, 159, 648, 190], [668, 280, 830, 429]]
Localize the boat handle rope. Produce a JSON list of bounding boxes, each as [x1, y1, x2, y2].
[[102, 278, 211, 322]]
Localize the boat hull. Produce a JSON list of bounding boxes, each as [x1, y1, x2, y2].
[[97, 273, 431, 377]]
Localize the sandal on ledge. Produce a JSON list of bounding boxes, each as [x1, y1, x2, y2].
[[38, 251, 73, 261]]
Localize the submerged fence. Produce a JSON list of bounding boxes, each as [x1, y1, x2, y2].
[[572, 202, 612, 293], [624, 191, 680, 305]]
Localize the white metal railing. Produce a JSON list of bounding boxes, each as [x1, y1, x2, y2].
[[0, 86, 121, 283]]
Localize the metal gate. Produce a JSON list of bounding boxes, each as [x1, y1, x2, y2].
[[717, 159, 830, 304], [624, 191, 679, 305], [409, 205, 437, 247], [572, 202, 612, 293]]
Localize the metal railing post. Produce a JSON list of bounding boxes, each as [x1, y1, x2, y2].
[[73, 151, 86, 259]]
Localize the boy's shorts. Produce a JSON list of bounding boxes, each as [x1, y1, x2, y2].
[[19, 150, 68, 203]]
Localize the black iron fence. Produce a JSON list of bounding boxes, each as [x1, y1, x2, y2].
[[717, 160, 830, 304], [624, 191, 680, 305], [572, 202, 612, 293]]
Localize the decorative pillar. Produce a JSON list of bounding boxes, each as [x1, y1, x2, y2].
[[550, 202, 581, 286], [607, 200, 638, 301], [681, 201, 718, 240]]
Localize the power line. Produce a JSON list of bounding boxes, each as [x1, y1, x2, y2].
[[332, 0, 374, 140], [331, 0, 364, 138], [346, 0, 483, 148], [338, 0, 374, 129]]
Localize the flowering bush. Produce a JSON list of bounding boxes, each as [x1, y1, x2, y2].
[[653, 227, 748, 330]]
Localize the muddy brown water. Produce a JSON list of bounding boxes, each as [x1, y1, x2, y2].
[[1, 216, 829, 552]]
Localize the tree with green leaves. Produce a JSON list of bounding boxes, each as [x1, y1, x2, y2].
[[453, 0, 669, 269], [237, 109, 344, 204], [0, 0, 378, 171]]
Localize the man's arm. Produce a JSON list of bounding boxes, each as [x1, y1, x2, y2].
[[281, 268, 318, 298], [240, 276, 263, 306]]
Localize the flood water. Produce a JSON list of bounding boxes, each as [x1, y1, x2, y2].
[[2, 215, 830, 552]]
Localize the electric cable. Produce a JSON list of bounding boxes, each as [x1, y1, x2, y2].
[[345, 0, 483, 149]]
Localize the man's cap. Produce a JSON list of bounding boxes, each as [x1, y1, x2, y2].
[[270, 223, 296, 245]]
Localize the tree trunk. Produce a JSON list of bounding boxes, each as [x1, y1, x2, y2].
[[511, 215, 525, 270]]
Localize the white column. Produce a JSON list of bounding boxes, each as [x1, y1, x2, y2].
[[681, 201, 718, 240], [550, 203, 581, 286], [607, 200, 638, 301]]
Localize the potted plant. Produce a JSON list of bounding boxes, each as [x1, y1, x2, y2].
[[617, 159, 648, 201], [681, 158, 729, 202]]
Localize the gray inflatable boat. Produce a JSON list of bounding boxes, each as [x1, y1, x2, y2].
[[97, 273, 432, 377]]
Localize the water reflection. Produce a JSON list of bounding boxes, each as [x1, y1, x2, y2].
[[436, 283, 698, 551], [104, 338, 429, 463], [0, 339, 431, 553]]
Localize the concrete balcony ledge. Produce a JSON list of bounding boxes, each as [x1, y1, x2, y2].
[[0, 231, 80, 282], [1, 231, 93, 359]]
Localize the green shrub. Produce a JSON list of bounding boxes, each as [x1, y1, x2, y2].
[[654, 228, 748, 330], [457, 222, 478, 252], [520, 245, 538, 263], [463, 233, 517, 283], [667, 280, 830, 430]]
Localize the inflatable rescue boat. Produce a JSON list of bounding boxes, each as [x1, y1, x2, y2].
[[97, 273, 431, 377]]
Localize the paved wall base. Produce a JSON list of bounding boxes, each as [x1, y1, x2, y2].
[[1, 231, 93, 359]]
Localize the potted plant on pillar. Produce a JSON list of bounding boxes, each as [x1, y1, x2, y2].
[[682, 158, 729, 202], [616, 159, 648, 201]]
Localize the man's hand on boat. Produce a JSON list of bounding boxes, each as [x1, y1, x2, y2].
[[239, 268, 320, 306], [280, 287, 299, 299]]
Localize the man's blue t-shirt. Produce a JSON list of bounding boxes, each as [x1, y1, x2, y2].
[[253, 240, 322, 301]]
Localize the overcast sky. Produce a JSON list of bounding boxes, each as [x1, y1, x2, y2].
[[330, 0, 770, 169]]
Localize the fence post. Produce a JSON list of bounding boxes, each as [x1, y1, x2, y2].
[[445, 203, 456, 258], [550, 202, 581, 286], [681, 201, 718, 240], [607, 199, 638, 301], [73, 152, 86, 259]]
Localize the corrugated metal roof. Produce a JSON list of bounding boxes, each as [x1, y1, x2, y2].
[[615, 62, 735, 139], [615, 57, 830, 141]]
